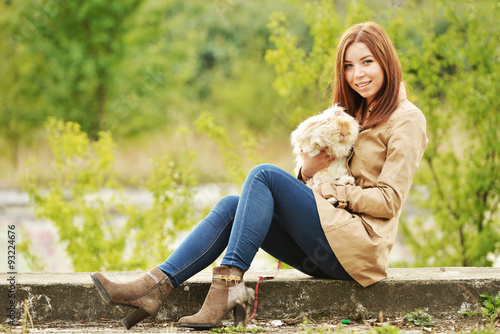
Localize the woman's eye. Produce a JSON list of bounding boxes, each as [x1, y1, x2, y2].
[[363, 59, 373, 65], [344, 63, 353, 69]]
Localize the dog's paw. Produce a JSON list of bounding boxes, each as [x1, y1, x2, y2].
[[327, 197, 338, 206], [336, 175, 355, 186]]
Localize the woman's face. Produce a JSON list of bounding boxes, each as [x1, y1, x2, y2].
[[344, 42, 384, 105]]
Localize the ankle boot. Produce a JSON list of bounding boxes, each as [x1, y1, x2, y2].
[[91, 267, 174, 329], [178, 265, 248, 329]]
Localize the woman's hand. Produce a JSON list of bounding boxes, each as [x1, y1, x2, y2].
[[301, 149, 336, 179]]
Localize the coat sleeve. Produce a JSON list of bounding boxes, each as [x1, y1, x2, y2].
[[321, 109, 428, 219]]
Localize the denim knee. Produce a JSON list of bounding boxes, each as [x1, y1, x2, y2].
[[217, 194, 239, 208], [246, 163, 279, 181], [250, 163, 275, 174], [211, 195, 239, 222]]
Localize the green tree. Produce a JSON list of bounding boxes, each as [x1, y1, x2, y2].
[[1, 0, 294, 160], [399, 0, 500, 266], [173, 0, 299, 131], [4, 0, 197, 141], [17, 0, 145, 138], [265, 0, 373, 126], [0, 1, 47, 166]]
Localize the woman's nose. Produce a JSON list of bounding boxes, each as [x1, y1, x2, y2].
[[354, 66, 365, 78]]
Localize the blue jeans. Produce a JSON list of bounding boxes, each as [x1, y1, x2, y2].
[[157, 164, 352, 287]]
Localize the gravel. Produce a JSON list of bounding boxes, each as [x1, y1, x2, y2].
[[5, 315, 498, 334]]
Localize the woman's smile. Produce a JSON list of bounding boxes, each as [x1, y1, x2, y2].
[[356, 80, 372, 89]]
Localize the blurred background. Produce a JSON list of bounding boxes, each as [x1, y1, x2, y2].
[[0, 0, 499, 273]]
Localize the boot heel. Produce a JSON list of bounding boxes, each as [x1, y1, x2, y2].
[[122, 308, 150, 330], [233, 302, 247, 327]]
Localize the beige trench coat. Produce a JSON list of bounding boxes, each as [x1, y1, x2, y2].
[[312, 89, 428, 287]]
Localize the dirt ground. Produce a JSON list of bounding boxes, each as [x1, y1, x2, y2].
[[4, 315, 499, 334]]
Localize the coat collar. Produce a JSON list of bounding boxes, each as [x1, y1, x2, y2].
[[398, 82, 407, 102]]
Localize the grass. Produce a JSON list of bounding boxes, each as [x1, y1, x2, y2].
[[0, 299, 34, 334], [283, 313, 500, 334], [403, 309, 438, 327], [479, 293, 500, 323], [210, 325, 265, 333]]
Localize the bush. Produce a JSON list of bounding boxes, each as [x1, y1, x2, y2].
[[22, 118, 199, 271]]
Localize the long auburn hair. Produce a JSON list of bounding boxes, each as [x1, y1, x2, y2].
[[333, 22, 402, 129]]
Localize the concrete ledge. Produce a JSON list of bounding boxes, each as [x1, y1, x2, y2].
[[1, 268, 500, 324]]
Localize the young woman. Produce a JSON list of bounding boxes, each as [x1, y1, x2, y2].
[[91, 21, 427, 330]]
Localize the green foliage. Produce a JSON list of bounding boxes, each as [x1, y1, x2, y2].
[[371, 324, 400, 334], [1, 0, 201, 145], [17, 226, 45, 272], [9, 0, 148, 139], [175, 0, 296, 132], [461, 310, 480, 319], [0, 324, 13, 334], [461, 293, 500, 333], [21, 118, 199, 271], [210, 325, 265, 333], [20, 114, 263, 271], [0, 0, 295, 170], [396, 0, 500, 267], [265, 0, 341, 126], [194, 111, 262, 185], [464, 330, 499, 334], [0, 1, 47, 166], [297, 318, 402, 334], [118, 141, 199, 268], [479, 293, 500, 324], [403, 309, 438, 327], [264, 0, 376, 127]]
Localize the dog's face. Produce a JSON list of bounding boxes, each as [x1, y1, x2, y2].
[[291, 105, 359, 158]]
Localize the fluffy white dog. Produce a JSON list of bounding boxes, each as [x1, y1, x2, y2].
[[291, 105, 359, 200]]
